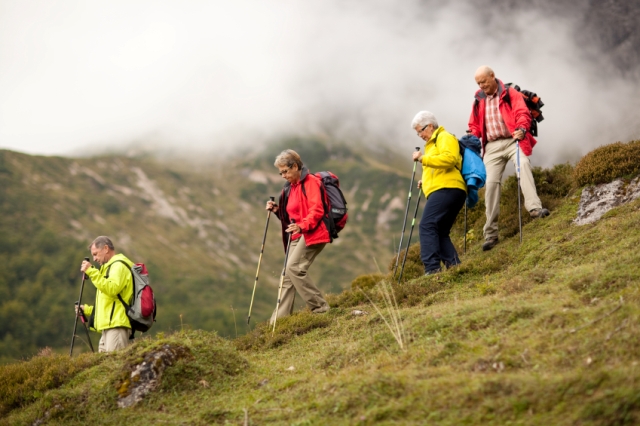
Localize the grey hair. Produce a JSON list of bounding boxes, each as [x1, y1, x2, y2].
[[411, 111, 439, 130], [274, 149, 303, 169], [89, 236, 115, 251]]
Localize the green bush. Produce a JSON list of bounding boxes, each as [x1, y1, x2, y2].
[[574, 140, 640, 186], [351, 273, 385, 291]]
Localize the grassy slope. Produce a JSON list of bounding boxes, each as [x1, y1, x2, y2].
[[3, 189, 640, 425]]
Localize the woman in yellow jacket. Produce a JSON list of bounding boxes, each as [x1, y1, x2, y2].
[[411, 111, 466, 274]]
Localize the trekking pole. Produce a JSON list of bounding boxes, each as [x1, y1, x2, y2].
[[247, 196, 275, 325], [464, 202, 467, 254], [393, 147, 420, 279], [515, 139, 523, 243], [397, 189, 422, 283], [272, 220, 294, 335], [70, 257, 94, 356]]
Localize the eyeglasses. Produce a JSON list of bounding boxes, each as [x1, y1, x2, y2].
[[420, 124, 429, 132], [278, 167, 290, 176]]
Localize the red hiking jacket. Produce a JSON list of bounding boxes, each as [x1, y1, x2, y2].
[[277, 167, 331, 251], [468, 78, 537, 157]]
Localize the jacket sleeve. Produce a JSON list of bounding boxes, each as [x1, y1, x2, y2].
[[508, 87, 532, 132], [468, 100, 482, 138], [423, 132, 461, 170], [299, 178, 326, 233], [86, 263, 130, 298], [83, 305, 94, 316]]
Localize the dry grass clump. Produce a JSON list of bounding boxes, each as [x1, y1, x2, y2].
[[574, 140, 640, 186], [0, 349, 100, 417]]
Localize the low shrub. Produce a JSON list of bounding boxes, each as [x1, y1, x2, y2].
[[574, 140, 640, 186], [0, 348, 100, 417], [234, 311, 332, 351], [351, 273, 385, 291]]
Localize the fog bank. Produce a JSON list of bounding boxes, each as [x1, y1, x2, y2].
[[1, 0, 638, 166]]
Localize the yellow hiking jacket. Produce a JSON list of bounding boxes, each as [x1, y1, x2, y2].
[[420, 126, 467, 198], [83, 254, 134, 331]]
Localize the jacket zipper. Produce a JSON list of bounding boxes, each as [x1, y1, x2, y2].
[[109, 302, 115, 327]]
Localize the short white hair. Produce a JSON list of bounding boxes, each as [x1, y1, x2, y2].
[[411, 111, 439, 130]]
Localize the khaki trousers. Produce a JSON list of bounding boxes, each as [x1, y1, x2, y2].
[[483, 137, 542, 240], [270, 236, 328, 323], [98, 327, 130, 353]]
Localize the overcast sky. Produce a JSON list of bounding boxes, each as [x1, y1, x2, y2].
[[1, 0, 639, 166]]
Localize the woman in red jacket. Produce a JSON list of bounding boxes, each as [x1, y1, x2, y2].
[[266, 149, 330, 321]]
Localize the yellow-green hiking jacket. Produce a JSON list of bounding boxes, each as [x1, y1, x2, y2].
[[420, 126, 467, 198], [83, 254, 134, 332]]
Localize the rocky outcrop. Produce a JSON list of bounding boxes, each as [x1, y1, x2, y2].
[[117, 344, 192, 408], [574, 176, 640, 225]]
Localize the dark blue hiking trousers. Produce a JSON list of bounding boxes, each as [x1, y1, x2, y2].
[[419, 188, 466, 274]]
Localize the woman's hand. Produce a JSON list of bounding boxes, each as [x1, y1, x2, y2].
[[266, 200, 278, 213], [412, 150, 423, 162], [286, 223, 301, 234]]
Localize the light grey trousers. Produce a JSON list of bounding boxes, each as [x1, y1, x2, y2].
[[270, 236, 328, 323], [483, 137, 542, 240]]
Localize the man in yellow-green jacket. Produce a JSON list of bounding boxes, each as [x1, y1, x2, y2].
[[411, 111, 467, 275], [77, 236, 133, 352]]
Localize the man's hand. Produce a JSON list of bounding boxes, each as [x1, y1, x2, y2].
[[74, 303, 84, 315], [512, 128, 525, 141], [80, 260, 92, 273], [266, 200, 279, 213], [412, 150, 422, 162]]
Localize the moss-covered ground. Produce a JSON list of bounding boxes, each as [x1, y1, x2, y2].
[[3, 187, 640, 425]]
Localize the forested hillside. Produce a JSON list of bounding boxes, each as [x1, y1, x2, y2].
[[0, 138, 423, 361]]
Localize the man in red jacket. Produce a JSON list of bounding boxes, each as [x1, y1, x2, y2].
[[468, 66, 549, 251]]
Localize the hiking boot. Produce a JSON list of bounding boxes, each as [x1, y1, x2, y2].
[[312, 305, 329, 314], [482, 237, 499, 251], [425, 269, 441, 276], [529, 208, 550, 219]]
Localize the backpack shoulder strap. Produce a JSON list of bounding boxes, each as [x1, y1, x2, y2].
[[105, 260, 135, 312], [503, 85, 511, 108]]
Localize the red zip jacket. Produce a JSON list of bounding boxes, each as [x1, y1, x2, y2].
[[277, 167, 331, 251], [468, 78, 537, 157]]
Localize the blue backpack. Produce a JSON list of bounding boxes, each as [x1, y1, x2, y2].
[[457, 134, 486, 208], [434, 133, 487, 208]]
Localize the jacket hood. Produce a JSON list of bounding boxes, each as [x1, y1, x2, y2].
[[282, 166, 310, 190]]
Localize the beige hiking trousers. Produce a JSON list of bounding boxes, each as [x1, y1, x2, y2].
[[483, 137, 542, 240], [270, 236, 328, 322], [98, 327, 130, 352]]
